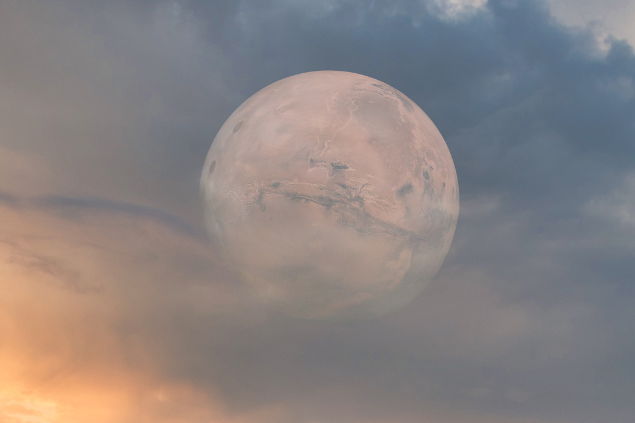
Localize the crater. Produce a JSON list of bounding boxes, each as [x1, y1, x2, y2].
[[208, 160, 216, 175], [233, 121, 244, 132], [422, 170, 429, 180]]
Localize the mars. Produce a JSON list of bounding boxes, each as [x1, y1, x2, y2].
[[201, 71, 459, 319]]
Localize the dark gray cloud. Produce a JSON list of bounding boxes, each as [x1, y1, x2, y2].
[[35, 195, 204, 239], [1, 0, 634, 422], [169, 0, 635, 420]]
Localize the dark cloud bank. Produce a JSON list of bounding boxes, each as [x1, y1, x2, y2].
[[2, 0, 635, 422]]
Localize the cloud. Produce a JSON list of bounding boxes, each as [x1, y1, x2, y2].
[[585, 172, 635, 227], [546, 0, 635, 45], [0, 0, 233, 223], [427, 0, 488, 21], [0, 0, 634, 422], [0, 193, 267, 422]]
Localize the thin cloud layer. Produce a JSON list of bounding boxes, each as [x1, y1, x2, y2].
[[0, 0, 634, 422]]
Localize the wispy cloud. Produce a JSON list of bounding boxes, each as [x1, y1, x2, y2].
[[0, 0, 634, 422]]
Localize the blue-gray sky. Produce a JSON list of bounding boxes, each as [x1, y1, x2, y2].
[[0, 0, 634, 422]]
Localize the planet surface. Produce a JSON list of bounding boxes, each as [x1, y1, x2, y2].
[[201, 71, 459, 319]]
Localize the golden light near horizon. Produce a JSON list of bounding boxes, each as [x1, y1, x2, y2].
[[0, 201, 283, 423], [0, 388, 57, 423], [1, 0, 634, 421]]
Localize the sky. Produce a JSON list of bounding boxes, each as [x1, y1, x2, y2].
[[0, 0, 634, 422]]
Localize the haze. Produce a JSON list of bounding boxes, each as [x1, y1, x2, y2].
[[1, 1, 634, 422]]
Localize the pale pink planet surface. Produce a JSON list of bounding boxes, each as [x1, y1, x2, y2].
[[201, 71, 459, 319]]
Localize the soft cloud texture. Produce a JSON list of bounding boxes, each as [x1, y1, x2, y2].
[[547, 0, 635, 46], [1, 0, 634, 422]]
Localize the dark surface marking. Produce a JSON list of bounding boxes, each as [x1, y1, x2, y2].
[[397, 183, 413, 197], [330, 162, 349, 170], [270, 181, 281, 188], [351, 195, 364, 205], [257, 189, 266, 212], [255, 185, 425, 243], [309, 157, 324, 168], [394, 92, 414, 112], [371, 83, 390, 97], [233, 121, 244, 132], [208, 160, 216, 175], [422, 170, 429, 180], [316, 195, 336, 209], [372, 83, 388, 92]]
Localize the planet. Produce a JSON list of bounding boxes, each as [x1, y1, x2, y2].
[[201, 71, 459, 319]]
